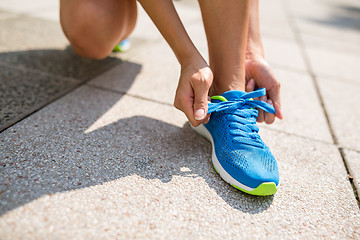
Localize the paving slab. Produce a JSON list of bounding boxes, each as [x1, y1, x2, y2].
[[0, 85, 359, 239], [262, 36, 307, 72], [0, 65, 77, 132], [304, 45, 360, 83], [0, 49, 122, 82], [0, 16, 67, 52], [0, 15, 126, 132], [343, 150, 360, 198], [0, 0, 58, 15], [288, 0, 360, 46], [27, 8, 59, 23], [290, 0, 360, 81], [317, 77, 360, 151], [300, 33, 360, 55], [88, 41, 179, 105], [262, 68, 333, 143], [0, 10, 19, 21], [0, 16, 122, 81], [259, 0, 295, 40]]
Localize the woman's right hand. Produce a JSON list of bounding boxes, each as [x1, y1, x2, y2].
[[174, 59, 213, 127]]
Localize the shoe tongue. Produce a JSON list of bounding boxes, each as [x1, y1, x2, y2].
[[221, 90, 247, 101]]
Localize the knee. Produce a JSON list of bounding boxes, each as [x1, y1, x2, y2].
[[68, 31, 112, 60], [60, 0, 137, 60], [60, 9, 113, 60]]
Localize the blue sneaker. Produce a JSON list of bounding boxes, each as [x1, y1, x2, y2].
[[193, 88, 279, 196]]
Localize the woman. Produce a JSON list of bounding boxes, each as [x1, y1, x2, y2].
[[60, 0, 283, 196]]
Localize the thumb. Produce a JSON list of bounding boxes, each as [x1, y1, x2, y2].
[[193, 84, 210, 121]]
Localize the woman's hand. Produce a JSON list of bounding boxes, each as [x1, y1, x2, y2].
[[174, 59, 213, 127], [245, 56, 283, 124]]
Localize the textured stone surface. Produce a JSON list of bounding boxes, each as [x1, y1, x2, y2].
[[343, 150, 360, 198], [318, 78, 360, 150], [259, 0, 295, 40], [289, 0, 360, 45], [28, 8, 59, 22], [289, 0, 360, 81], [0, 85, 359, 239], [1, 0, 360, 238], [0, 15, 124, 132], [0, 65, 76, 132], [0, 0, 58, 15], [0, 10, 18, 20], [262, 36, 307, 72], [263, 68, 333, 142], [305, 45, 360, 83], [301, 34, 360, 54], [89, 41, 179, 105], [0, 17, 122, 80], [0, 48, 122, 81], [0, 16, 67, 52]]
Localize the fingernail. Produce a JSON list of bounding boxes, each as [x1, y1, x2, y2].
[[194, 109, 205, 120]]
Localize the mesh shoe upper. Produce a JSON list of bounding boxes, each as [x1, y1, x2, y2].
[[204, 89, 279, 189]]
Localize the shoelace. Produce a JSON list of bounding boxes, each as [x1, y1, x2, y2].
[[207, 88, 275, 147]]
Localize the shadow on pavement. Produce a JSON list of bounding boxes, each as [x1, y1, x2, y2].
[[1, 113, 273, 216], [0, 46, 273, 216], [305, 3, 360, 31], [0, 47, 124, 132]]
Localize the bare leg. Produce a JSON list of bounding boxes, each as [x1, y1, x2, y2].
[[198, 0, 250, 95], [60, 0, 137, 59]]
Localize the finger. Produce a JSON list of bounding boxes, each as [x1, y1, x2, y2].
[[257, 110, 264, 123], [246, 79, 255, 92], [202, 114, 211, 124], [257, 95, 267, 123], [267, 78, 283, 120], [264, 99, 275, 124], [174, 87, 198, 127]]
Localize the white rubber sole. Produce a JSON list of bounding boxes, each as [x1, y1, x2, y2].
[[192, 124, 255, 192]]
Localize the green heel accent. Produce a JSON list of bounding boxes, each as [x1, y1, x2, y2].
[[113, 44, 122, 52], [211, 96, 228, 102], [212, 164, 219, 174], [232, 182, 277, 196]]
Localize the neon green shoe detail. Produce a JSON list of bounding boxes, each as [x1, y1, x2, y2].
[[113, 44, 122, 52], [212, 163, 219, 174], [210, 95, 227, 102], [113, 39, 131, 52], [232, 182, 277, 196]]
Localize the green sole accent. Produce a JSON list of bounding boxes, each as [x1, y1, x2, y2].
[[212, 163, 219, 174], [113, 45, 122, 52], [210, 95, 228, 102], [213, 163, 276, 196], [232, 182, 277, 196]]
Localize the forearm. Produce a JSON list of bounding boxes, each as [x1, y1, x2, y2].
[[138, 0, 204, 66], [247, 0, 264, 58]]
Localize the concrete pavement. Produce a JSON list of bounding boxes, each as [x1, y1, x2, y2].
[[0, 0, 360, 239]]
